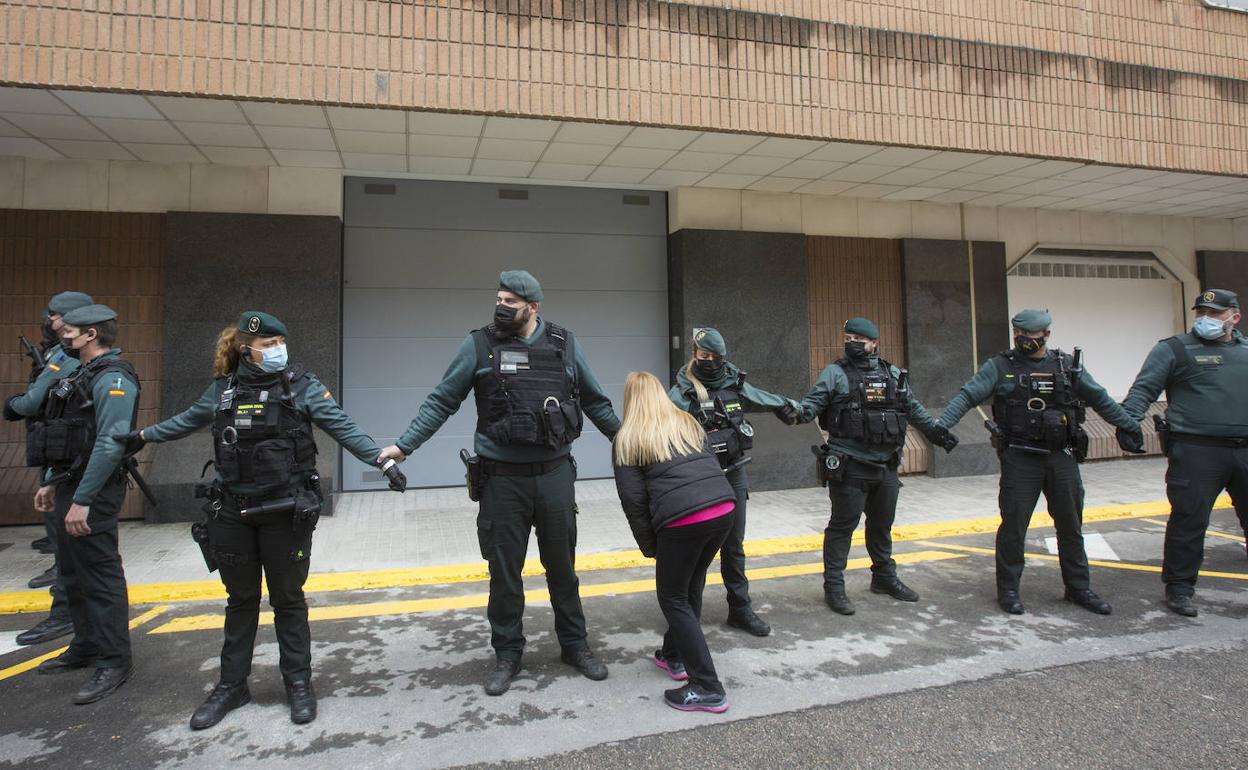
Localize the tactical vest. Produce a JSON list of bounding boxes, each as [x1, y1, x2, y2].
[[991, 350, 1086, 453], [28, 354, 140, 473], [471, 323, 583, 449], [819, 359, 909, 448], [211, 365, 318, 494], [687, 373, 755, 469]]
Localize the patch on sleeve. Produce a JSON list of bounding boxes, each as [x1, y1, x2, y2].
[[108, 389, 127, 396], [48, 363, 61, 372], [107, 375, 128, 396]]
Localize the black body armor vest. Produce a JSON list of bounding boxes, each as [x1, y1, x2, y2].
[[819, 359, 909, 448], [211, 365, 318, 494], [688, 373, 754, 469], [471, 323, 583, 449], [991, 350, 1086, 453], [29, 355, 140, 473]]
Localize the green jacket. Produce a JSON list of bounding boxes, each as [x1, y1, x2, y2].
[[668, 361, 797, 413], [7, 343, 79, 418], [72, 350, 140, 511], [395, 318, 621, 462], [145, 360, 383, 496], [937, 349, 1137, 431], [1122, 330, 1248, 438], [797, 355, 937, 463]]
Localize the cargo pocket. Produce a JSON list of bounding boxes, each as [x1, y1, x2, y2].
[[249, 439, 296, 493], [476, 517, 494, 560]]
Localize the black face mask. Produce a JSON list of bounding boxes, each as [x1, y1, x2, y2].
[[493, 303, 526, 333], [41, 317, 59, 348], [693, 359, 724, 380], [844, 341, 871, 360], [1014, 335, 1044, 356], [60, 335, 82, 359]]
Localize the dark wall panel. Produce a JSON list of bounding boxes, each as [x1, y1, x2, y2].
[[1197, 251, 1248, 331], [668, 229, 816, 491], [150, 212, 342, 522]]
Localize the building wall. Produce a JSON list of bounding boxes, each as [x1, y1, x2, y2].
[[2, 1, 1246, 176], [0, 210, 164, 526]]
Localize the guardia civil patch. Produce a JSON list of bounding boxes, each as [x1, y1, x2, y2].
[[1203, 291, 1216, 302], [1194, 355, 1223, 366]]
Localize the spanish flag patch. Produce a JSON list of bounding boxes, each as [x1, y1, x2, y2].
[[108, 389, 126, 396], [48, 363, 61, 372]]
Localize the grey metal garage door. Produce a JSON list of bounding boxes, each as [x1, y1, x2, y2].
[[341, 178, 669, 490]]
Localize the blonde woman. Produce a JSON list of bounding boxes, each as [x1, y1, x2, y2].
[[614, 371, 736, 713], [668, 327, 802, 637]]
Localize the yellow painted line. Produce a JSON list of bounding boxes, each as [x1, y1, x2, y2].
[[0, 494, 1231, 615], [0, 605, 169, 683], [1142, 517, 1246, 545], [918, 541, 1248, 580], [148, 550, 965, 635]]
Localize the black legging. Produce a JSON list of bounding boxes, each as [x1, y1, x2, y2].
[[655, 514, 733, 694]]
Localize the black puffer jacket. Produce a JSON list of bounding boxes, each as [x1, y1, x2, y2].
[[613, 443, 736, 557]]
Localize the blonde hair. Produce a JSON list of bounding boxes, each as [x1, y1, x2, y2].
[[614, 371, 708, 466], [684, 357, 710, 403], [213, 326, 259, 378]]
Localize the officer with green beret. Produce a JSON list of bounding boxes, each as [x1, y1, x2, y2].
[[1119, 289, 1248, 617], [5, 291, 93, 647], [378, 270, 621, 696], [29, 304, 140, 705], [786, 317, 957, 615], [936, 309, 1143, 616], [115, 311, 405, 729], [668, 326, 803, 637]]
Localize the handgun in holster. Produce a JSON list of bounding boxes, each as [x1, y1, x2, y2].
[[191, 481, 223, 573], [460, 449, 484, 502], [1153, 414, 1170, 457], [983, 419, 1006, 452], [811, 444, 846, 487]]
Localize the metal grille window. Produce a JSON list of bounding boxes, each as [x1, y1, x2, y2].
[[1009, 262, 1164, 280]]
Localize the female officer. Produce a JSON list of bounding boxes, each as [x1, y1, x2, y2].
[[668, 327, 801, 637], [115, 311, 404, 730]]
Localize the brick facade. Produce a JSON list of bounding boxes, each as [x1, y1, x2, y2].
[[1, 0, 1245, 175]]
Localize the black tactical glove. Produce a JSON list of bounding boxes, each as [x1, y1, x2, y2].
[[777, 402, 802, 426], [3, 396, 22, 422], [929, 425, 959, 453], [113, 429, 146, 455], [381, 458, 407, 492], [1116, 426, 1146, 454]]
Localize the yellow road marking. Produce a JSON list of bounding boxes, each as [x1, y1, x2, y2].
[[918, 541, 1248, 580], [0, 494, 1231, 615], [1142, 517, 1246, 545], [0, 605, 169, 683], [148, 550, 966, 635]]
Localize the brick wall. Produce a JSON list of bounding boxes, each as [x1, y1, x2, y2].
[[0, 0, 1244, 176], [0, 210, 164, 526]]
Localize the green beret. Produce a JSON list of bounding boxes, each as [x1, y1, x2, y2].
[[47, 291, 94, 316], [499, 270, 543, 302], [844, 317, 880, 340], [692, 327, 727, 356], [1011, 309, 1052, 332], [62, 303, 117, 327], [238, 311, 289, 337]]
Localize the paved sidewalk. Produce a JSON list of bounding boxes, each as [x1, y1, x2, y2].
[[0, 457, 1172, 592]]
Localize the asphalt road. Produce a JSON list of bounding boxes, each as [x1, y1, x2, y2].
[[1, 510, 1246, 769]]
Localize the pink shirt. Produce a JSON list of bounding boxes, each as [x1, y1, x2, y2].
[[664, 501, 735, 528]]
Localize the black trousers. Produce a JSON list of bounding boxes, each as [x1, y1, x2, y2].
[[55, 478, 130, 668], [42, 507, 69, 621], [823, 463, 900, 590], [1162, 440, 1248, 596], [996, 447, 1088, 592], [718, 466, 752, 612], [209, 505, 313, 684], [476, 460, 586, 662], [656, 514, 732, 695]]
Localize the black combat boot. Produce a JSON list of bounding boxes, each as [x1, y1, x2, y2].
[[190, 681, 251, 730]]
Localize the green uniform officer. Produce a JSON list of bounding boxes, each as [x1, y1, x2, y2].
[[118, 311, 405, 730], [378, 270, 621, 697], [31, 304, 139, 705], [1119, 289, 1248, 618], [789, 318, 957, 615], [668, 326, 801, 636], [936, 309, 1143, 616], [5, 291, 92, 647]]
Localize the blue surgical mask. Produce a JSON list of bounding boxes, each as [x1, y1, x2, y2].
[[256, 343, 288, 373], [1193, 316, 1228, 341]]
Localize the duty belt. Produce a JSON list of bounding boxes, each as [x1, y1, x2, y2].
[[481, 455, 572, 477], [1168, 432, 1248, 449]]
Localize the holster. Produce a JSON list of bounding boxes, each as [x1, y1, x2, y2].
[[191, 519, 218, 573], [289, 487, 322, 562], [1153, 415, 1170, 457], [812, 444, 847, 487], [460, 449, 484, 502]]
